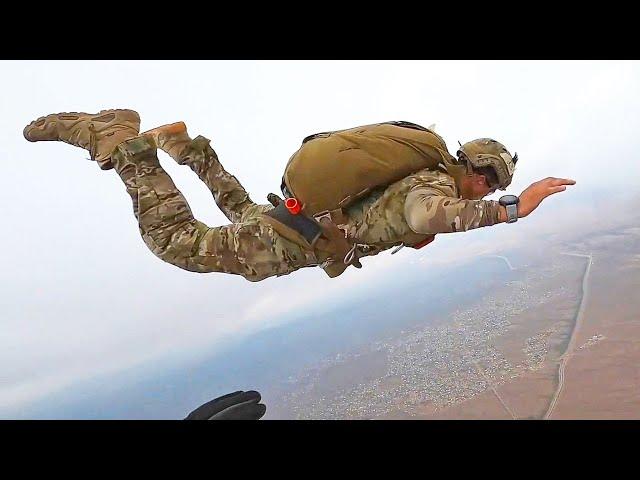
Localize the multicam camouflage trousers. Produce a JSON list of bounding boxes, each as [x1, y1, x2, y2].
[[111, 135, 316, 282]]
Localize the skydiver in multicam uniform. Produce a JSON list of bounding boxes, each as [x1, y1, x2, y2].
[[23, 109, 575, 282]]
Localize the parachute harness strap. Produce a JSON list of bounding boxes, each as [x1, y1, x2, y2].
[[343, 242, 373, 267]]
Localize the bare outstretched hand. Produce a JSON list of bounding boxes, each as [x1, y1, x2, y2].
[[518, 177, 576, 218]]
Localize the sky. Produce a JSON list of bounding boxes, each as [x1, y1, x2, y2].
[[1, 60, 639, 417]]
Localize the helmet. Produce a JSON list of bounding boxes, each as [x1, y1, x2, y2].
[[457, 138, 518, 190]]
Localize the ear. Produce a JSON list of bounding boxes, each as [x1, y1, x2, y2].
[[475, 174, 487, 185]]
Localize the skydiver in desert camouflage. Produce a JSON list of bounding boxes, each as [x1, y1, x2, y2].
[[23, 109, 575, 282]]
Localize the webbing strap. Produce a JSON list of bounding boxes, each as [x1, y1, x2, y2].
[[263, 202, 323, 246]]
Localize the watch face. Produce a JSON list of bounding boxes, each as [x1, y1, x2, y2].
[[499, 195, 519, 206]]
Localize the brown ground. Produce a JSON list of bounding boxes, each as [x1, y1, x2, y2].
[[276, 220, 640, 420], [415, 389, 513, 420], [403, 255, 581, 419], [417, 225, 640, 420], [550, 230, 640, 419], [312, 349, 388, 397]]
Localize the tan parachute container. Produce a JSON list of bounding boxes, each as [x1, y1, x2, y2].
[[281, 121, 456, 217]]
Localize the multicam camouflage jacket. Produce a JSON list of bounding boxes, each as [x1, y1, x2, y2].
[[341, 168, 502, 260]]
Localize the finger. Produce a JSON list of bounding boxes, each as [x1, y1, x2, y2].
[[244, 390, 262, 403], [185, 390, 259, 420], [213, 391, 245, 402], [184, 391, 244, 420], [208, 390, 260, 411], [209, 401, 266, 420], [551, 178, 576, 186], [227, 403, 266, 420], [547, 185, 567, 194], [252, 403, 267, 420]]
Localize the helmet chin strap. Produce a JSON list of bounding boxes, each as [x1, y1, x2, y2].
[[457, 151, 475, 176], [465, 157, 474, 176], [440, 155, 471, 195]]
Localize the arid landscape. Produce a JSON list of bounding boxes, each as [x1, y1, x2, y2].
[[273, 219, 640, 420], [14, 195, 638, 420]]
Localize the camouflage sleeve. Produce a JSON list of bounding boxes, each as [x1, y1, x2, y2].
[[404, 187, 501, 234]]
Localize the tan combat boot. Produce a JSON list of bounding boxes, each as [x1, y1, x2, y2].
[[142, 121, 192, 163], [23, 109, 141, 170]]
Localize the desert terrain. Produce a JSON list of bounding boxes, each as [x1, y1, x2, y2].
[[275, 222, 640, 419]]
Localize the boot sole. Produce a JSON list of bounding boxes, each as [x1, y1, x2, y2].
[[24, 109, 140, 142]]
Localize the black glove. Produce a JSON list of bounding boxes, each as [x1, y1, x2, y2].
[[184, 390, 266, 420]]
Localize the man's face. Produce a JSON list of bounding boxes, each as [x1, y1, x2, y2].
[[460, 173, 497, 200]]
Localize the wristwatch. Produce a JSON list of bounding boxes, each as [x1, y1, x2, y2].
[[499, 195, 520, 223]]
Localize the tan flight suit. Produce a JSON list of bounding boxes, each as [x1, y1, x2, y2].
[[111, 134, 502, 282]]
